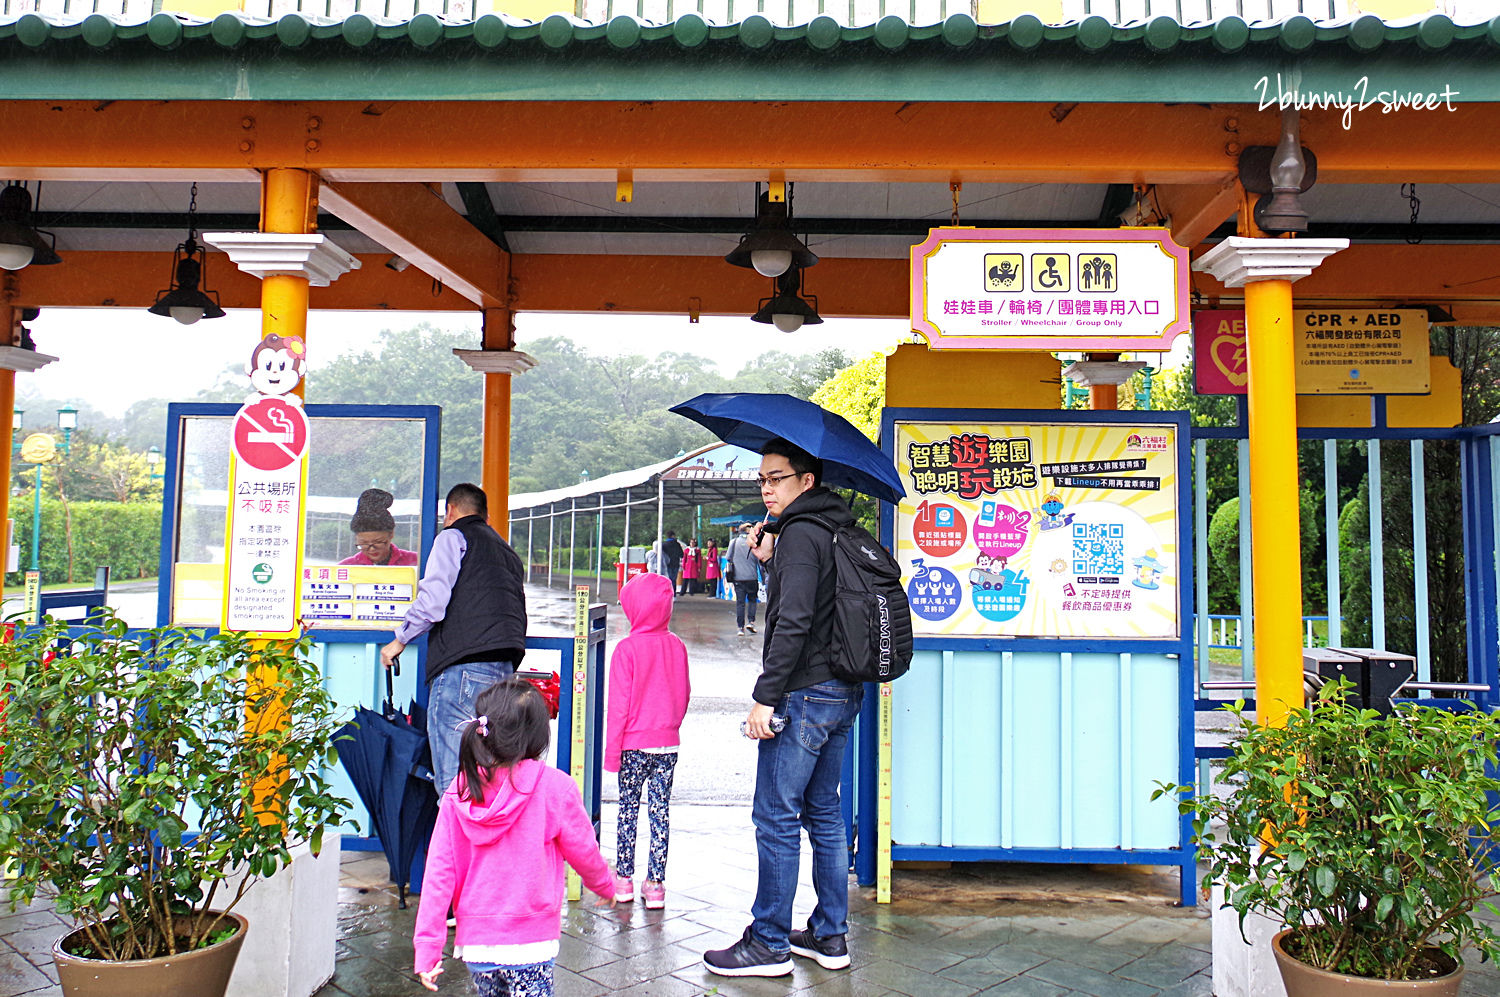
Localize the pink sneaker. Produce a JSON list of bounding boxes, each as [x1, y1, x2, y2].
[[614, 875, 635, 902], [642, 881, 666, 909]]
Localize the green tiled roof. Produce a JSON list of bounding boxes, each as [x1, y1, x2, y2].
[[2, 11, 1495, 53], [1, 12, 1497, 103]]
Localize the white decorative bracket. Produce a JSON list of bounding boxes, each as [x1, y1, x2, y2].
[[1062, 360, 1145, 387], [453, 349, 538, 375], [1192, 236, 1348, 288], [0, 346, 58, 373], [202, 233, 361, 287]]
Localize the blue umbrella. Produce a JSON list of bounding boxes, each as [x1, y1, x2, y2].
[[333, 674, 438, 909], [670, 392, 905, 503]]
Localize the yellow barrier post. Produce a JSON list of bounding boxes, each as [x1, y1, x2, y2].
[[566, 585, 590, 901]]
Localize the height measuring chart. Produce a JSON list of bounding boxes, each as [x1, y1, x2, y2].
[[893, 420, 1181, 639]]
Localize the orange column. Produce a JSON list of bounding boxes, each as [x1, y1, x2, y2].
[[0, 297, 14, 573], [482, 306, 515, 534], [1087, 353, 1120, 410], [260, 168, 317, 399]]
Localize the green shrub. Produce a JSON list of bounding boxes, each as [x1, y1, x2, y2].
[[5, 499, 162, 585]]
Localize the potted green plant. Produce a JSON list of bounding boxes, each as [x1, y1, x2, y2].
[[1159, 685, 1500, 995], [0, 613, 348, 997]]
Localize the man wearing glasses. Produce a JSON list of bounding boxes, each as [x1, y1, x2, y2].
[[704, 437, 862, 979], [380, 483, 528, 795]]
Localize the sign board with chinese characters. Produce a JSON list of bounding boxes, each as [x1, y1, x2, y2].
[[298, 565, 418, 628], [910, 227, 1191, 352], [1194, 308, 1431, 395], [894, 420, 1180, 639], [222, 399, 310, 634]]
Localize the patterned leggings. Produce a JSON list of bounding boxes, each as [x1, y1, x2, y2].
[[470, 960, 553, 997], [616, 749, 677, 882]]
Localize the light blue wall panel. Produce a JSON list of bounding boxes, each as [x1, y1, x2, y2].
[[951, 650, 1003, 846], [892, 649, 944, 844], [1009, 652, 1063, 847], [1130, 653, 1182, 848], [1070, 652, 1122, 849], [890, 647, 1182, 853]]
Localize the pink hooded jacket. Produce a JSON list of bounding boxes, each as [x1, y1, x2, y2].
[[412, 759, 614, 973], [605, 572, 691, 772]]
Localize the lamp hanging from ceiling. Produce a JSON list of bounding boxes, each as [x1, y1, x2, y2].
[[0, 183, 62, 271], [148, 183, 226, 325], [725, 184, 818, 278], [751, 267, 823, 333]]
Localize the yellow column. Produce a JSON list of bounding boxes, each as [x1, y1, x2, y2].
[[1087, 352, 1119, 410], [481, 306, 514, 534], [1242, 276, 1304, 725], [260, 168, 317, 399]]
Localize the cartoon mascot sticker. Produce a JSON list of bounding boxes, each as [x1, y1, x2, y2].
[[246, 333, 307, 404]]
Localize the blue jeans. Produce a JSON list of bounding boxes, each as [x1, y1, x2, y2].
[[749, 679, 863, 952], [733, 581, 759, 628], [427, 660, 515, 794]]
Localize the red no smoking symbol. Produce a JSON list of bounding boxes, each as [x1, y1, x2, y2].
[[232, 397, 309, 471]]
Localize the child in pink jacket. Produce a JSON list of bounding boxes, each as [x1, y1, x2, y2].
[[414, 678, 615, 996], [605, 571, 691, 910]]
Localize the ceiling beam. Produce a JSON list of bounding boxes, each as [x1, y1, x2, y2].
[[9, 101, 1500, 185], [13, 246, 1500, 326], [316, 180, 510, 308], [1154, 180, 1243, 250]]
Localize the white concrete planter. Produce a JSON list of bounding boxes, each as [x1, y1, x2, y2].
[[222, 834, 342, 997], [1210, 879, 1289, 997]]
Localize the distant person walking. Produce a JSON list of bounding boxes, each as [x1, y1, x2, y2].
[[725, 523, 761, 636], [656, 531, 684, 591], [679, 539, 700, 596], [381, 483, 527, 795], [703, 539, 721, 597], [605, 572, 691, 911]]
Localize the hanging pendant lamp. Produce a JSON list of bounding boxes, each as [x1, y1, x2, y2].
[[751, 267, 823, 333], [725, 185, 818, 278], [0, 183, 62, 271], [148, 183, 226, 325]]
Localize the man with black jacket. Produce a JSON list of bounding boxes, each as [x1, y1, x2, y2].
[[380, 483, 527, 795], [704, 438, 861, 978]]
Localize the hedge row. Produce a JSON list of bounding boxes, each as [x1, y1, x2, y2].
[[5, 499, 162, 585]]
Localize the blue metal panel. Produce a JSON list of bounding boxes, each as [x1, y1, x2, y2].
[[1131, 653, 1183, 850], [1069, 652, 1121, 850], [1009, 651, 1063, 848], [890, 649, 943, 845], [951, 650, 1002, 847]]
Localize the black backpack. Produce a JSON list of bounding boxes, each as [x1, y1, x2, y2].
[[788, 513, 914, 684]]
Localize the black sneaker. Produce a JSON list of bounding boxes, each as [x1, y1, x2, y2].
[[789, 927, 850, 970], [703, 927, 793, 977]]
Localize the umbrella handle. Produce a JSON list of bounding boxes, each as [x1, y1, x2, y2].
[[384, 661, 397, 717]]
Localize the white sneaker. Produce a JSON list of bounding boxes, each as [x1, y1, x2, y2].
[[745, 624, 756, 634], [737, 628, 746, 636]]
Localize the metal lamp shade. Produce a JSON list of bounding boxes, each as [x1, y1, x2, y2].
[[148, 251, 226, 324], [0, 186, 61, 270], [751, 269, 822, 332], [724, 192, 818, 275]]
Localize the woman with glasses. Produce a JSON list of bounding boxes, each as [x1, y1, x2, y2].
[[340, 487, 420, 567]]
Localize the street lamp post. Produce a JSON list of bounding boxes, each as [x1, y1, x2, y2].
[[147, 445, 163, 482], [16, 406, 79, 576]]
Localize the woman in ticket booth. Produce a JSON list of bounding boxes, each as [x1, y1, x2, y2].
[[339, 487, 420, 567]]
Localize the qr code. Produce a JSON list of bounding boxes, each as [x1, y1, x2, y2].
[[1072, 522, 1125, 575]]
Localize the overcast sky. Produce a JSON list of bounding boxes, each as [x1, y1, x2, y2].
[[21, 308, 915, 419]]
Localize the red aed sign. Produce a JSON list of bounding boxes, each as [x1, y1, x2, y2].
[[1192, 310, 1249, 395], [232, 397, 310, 471]]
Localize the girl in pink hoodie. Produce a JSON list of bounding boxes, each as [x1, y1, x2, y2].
[[605, 571, 691, 910], [414, 678, 615, 995]]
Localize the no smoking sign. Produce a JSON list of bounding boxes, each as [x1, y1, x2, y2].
[[232, 397, 309, 471]]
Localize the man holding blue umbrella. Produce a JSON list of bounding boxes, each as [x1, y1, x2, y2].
[[702, 437, 863, 978]]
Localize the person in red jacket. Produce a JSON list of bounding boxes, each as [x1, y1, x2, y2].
[[605, 571, 691, 910], [413, 678, 615, 996]]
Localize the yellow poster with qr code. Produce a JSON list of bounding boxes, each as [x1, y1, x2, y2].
[[893, 421, 1179, 639]]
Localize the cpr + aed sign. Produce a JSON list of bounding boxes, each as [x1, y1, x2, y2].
[[1193, 308, 1430, 396]]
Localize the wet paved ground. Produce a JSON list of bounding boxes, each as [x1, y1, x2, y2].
[[7, 578, 1500, 994]]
